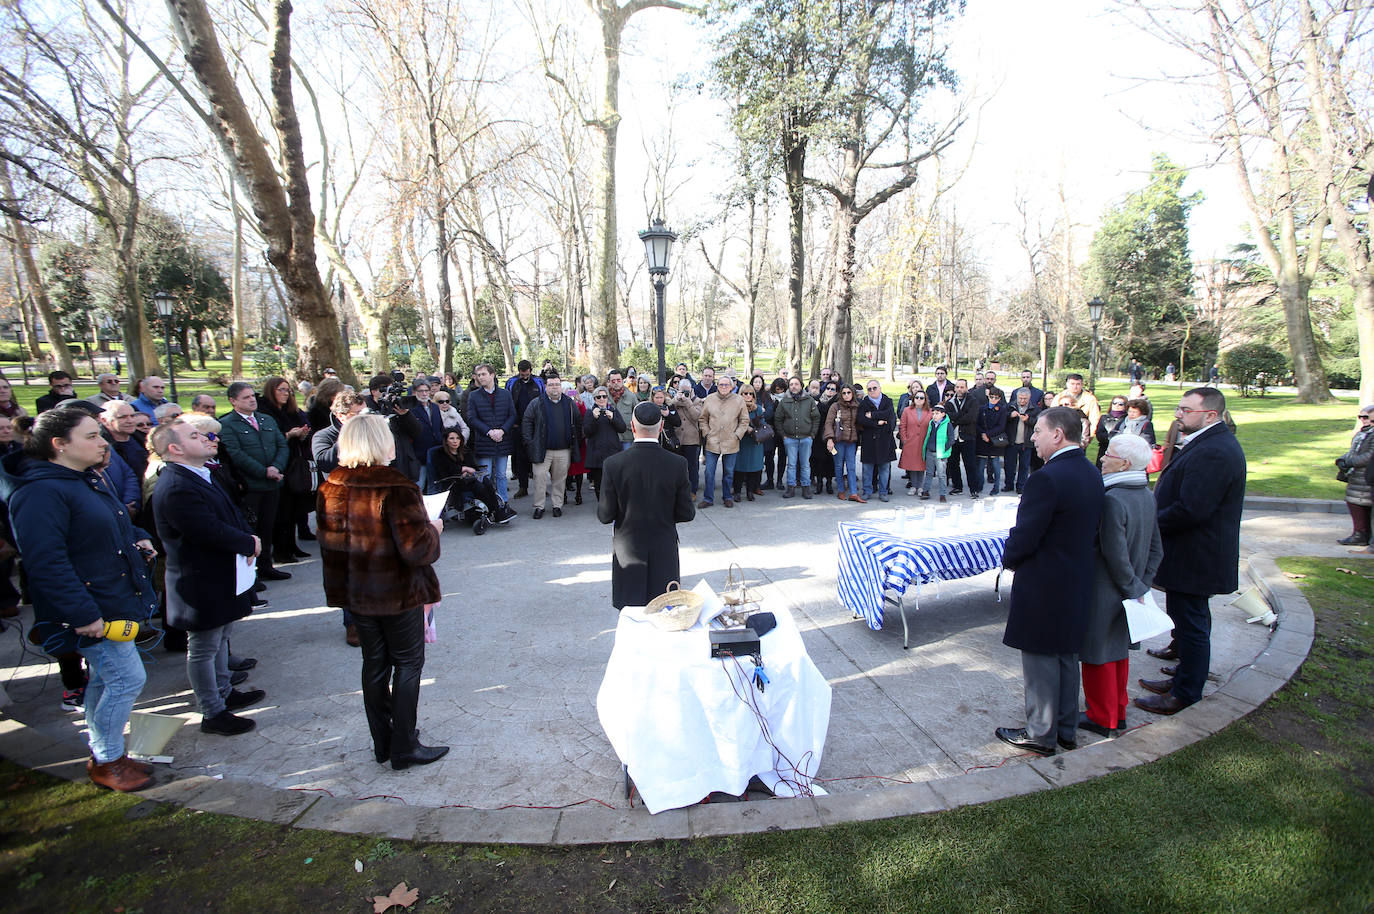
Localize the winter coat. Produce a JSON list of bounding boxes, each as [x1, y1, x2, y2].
[[976, 400, 1009, 457], [465, 385, 517, 458], [609, 389, 639, 443], [1340, 426, 1374, 507], [698, 391, 751, 455], [897, 406, 932, 472], [671, 394, 703, 447], [857, 394, 897, 465], [736, 405, 767, 473], [520, 394, 583, 466], [582, 405, 627, 469], [824, 399, 860, 445], [316, 464, 441, 616], [773, 392, 820, 439], [923, 416, 953, 459], [1082, 476, 1163, 665], [1, 452, 158, 656], [217, 411, 289, 492]]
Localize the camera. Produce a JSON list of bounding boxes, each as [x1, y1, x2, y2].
[[373, 382, 409, 414]]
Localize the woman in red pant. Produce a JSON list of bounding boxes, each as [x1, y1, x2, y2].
[[1080, 433, 1162, 738]]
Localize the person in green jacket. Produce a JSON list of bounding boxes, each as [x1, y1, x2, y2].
[[920, 402, 953, 502], [773, 376, 821, 498]]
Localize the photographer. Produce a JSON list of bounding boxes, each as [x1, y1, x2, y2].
[[364, 374, 424, 484]]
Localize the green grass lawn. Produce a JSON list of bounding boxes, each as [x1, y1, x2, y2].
[[2, 557, 1372, 912]]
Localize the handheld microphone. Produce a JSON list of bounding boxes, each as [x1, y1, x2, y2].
[[67, 620, 140, 641]]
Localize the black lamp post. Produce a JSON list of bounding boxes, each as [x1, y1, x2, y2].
[[1041, 317, 1053, 391], [10, 322, 28, 387], [1087, 296, 1105, 392], [638, 216, 678, 386], [154, 290, 178, 402], [952, 328, 962, 377]]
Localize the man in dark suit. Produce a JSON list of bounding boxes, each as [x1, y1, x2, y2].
[[218, 381, 290, 584], [996, 406, 1106, 755], [924, 365, 954, 411], [150, 420, 265, 736], [597, 401, 695, 610], [944, 379, 986, 498], [408, 379, 446, 490], [1136, 387, 1246, 714]]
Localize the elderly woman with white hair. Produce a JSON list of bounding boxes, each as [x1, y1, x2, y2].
[[1080, 433, 1163, 739], [1336, 404, 1374, 547]]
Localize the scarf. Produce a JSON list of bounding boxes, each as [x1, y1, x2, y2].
[[1102, 469, 1148, 489]]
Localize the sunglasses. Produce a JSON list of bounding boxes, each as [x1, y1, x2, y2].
[[913, 395, 926, 400], [595, 394, 609, 399], [435, 398, 450, 404]]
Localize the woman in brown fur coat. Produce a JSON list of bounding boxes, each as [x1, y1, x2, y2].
[[316, 414, 449, 770]]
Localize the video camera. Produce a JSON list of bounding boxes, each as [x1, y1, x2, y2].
[[372, 381, 412, 414]]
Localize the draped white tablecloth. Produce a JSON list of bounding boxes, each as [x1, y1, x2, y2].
[[596, 601, 831, 814]]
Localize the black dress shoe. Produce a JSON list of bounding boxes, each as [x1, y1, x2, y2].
[[200, 710, 256, 735], [1057, 737, 1078, 751], [1147, 644, 1178, 661], [258, 568, 291, 582], [230, 669, 249, 686], [1078, 717, 1117, 738], [272, 553, 298, 566], [1139, 677, 1174, 695], [1135, 693, 1190, 715], [390, 743, 450, 770], [532, 507, 545, 519], [250, 595, 269, 608], [574, 492, 583, 505], [291, 548, 310, 559], [228, 657, 258, 672], [995, 726, 1054, 756], [224, 688, 266, 711], [1160, 664, 1179, 677], [551, 506, 562, 517], [253, 582, 267, 593]]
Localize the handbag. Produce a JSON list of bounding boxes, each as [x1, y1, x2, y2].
[[285, 455, 314, 494], [990, 433, 1009, 448], [1147, 445, 1165, 474], [752, 421, 775, 448], [1337, 458, 1351, 483]]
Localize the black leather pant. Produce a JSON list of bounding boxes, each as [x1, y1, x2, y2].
[[353, 609, 425, 760]]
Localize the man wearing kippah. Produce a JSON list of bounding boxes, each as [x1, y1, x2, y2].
[[596, 400, 695, 610]]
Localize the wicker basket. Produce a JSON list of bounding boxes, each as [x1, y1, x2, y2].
[[643, 581, 704, 632]]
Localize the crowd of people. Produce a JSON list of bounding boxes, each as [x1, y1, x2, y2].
[[0, 354, 1345, 790]]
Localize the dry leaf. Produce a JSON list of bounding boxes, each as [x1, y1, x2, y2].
[[373, 881, 420, 913], [1283, 572, 1306, 579], [355, 859, 363, 873], [608, 878, 618, 891], [1336, 568, 1357, 575]]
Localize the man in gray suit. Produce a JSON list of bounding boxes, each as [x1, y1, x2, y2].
[[597, 401, 695, 610]]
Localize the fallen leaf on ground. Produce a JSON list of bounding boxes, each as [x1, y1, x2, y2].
[[1283, 572, 1306, 579], [608, 878, 617, 891], [1336, 567, 1357, 575], [372, 881, 420, 913], [355, 859, 363, 873]]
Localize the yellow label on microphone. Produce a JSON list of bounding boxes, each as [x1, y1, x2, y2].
[[103, 620, 139, 642]]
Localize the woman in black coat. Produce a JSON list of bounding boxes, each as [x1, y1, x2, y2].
[[582, 386, 627, 499], [976, 391, 1009, 493], [258, 376, 315, 558], [856, 383, 897, 501]]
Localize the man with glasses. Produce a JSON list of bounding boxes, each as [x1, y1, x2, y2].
[[36, 371, 77, 413], [925, 366, 954, 408], [86, 373, 129, 407], [408, 380, 445, 490], [945, 379, 984, 499], [605, 369, 637, 450], [857, 381, 897, 502], [1010, 369, 1044, 411], [521, 373, 580, 519], [774, 376, 821, 498], [1136, 388, 1246, 716], [697, 374, 750, 508]]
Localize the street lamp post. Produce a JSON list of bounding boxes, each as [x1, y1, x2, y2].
[[952, 328, 962, 377], [1087, 296, 1105, 392], [1041, 317, 1053, 392], [10, 322, 29, 387], [154, 290, 178, 402], [638, 216, 678, 386]]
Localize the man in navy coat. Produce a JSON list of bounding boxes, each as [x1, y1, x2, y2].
[[997, 406, 1105, 755], [151, 420, 265, 736], [597, 401, 695, 609], [1137, 388, 1246, 714]]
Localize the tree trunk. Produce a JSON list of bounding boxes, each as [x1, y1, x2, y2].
[[229, 183, 246, 377], [0, 160, 75, 375], [784, 130, 806, 378], [830, 204, 858, 382]]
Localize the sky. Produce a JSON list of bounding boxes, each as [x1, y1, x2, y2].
[[606, 0, 1250, 296]]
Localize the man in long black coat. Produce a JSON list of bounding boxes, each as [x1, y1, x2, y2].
[[997, 406, 1105, 755], [597, 401, 695, 610], [1136, 387, 1246, 714], [151, 420, 265, 736]]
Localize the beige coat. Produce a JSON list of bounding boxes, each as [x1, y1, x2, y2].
[[698, 391, 750, 455], [672, 393, 703, 446]]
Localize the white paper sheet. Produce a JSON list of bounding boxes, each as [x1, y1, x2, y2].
[[235, 554, 256, 595], [423, 492, 449, 521], [1125, 590, 1172, 643]]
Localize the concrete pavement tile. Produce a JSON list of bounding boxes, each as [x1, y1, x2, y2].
[[687, 797, 822, 837], [553, 805, 692, 844], [813, 781, 947, 826], [1175, 693, 1257, 735], [1266, 627, 1313, 658], [1249, 646, 1308, 681], [1217, 667, 1287, 706], [928, 761, 1050, 809], [185, 780, 324, 824], [1027, 742, 1143, 787], [293, 796, 428, 839], [414, 806, 561, 845], [0, 724, 62, 763], [139, 774, 233, 806]]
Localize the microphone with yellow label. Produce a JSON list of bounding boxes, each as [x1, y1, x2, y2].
[[67, 620, 140, 641]]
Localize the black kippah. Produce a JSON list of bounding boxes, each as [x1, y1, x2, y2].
[[633, 401, 662, 425]]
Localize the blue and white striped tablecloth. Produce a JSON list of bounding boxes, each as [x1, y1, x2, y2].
[[837, 521, 1010, 630]]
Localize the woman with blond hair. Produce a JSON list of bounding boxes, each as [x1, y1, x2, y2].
[[317, 413, 448, 770]]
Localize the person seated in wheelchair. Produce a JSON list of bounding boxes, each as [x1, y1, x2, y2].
[[426, 428, 515, 526]]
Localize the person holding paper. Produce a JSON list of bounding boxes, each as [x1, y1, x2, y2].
[[150, 420, 264, 737], [996, 406, 1105, 756], [1079, 434, 1162, 738]]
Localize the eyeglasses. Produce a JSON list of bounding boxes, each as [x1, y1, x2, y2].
[[912, 396, 926, 400], [594, 394, 608, 399], [866, 386, 880, 391], [1360, 414, 1374, 422], [1175, 406, 1216, 415], [435, 398, 450, 404]]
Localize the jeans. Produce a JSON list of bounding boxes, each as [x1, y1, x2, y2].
[[832, 442, 858, 494], [187, 622, 233, 716], [783, 437, 813, 487], [475, 454, 510, 501], [77, 637, 147, 763], [904, 469, 925, 491], [862, 461, 891, 499], [1005, 443, 1033, 491], [701, 450, 737, 503], [679, 444, 701, 494], [354, 608, 426, 761], [922, 456, 949, 496], [978, 455, 1003, 493]]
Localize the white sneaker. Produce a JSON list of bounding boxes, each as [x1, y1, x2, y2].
[[906, 486, 917, 496]]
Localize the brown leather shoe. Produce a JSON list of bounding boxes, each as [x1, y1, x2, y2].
[[1135, 692, 1190, 715], [849, 494, 867, 503], [1138, 677, 1175, 695], [88, 757, 152, 792], [1146, 645, 1178, 661], [723, 499, 734, 508], [345, 623, 360, 648], [1160, 664, 1179, 677], [88, 755, 153, 777], [837, 492, 848, 501]]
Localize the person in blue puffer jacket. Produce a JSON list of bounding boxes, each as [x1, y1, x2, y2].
[[0, 407, 159, 792]]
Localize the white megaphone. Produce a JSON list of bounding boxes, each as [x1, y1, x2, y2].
[[1230, 587, 1276, 626]]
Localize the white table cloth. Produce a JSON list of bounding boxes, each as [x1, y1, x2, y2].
[[596, 601, 831, 814]]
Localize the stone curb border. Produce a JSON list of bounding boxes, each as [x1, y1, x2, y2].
[[1242, 496, 1343, 515], [2, 553, 1314, 845]]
